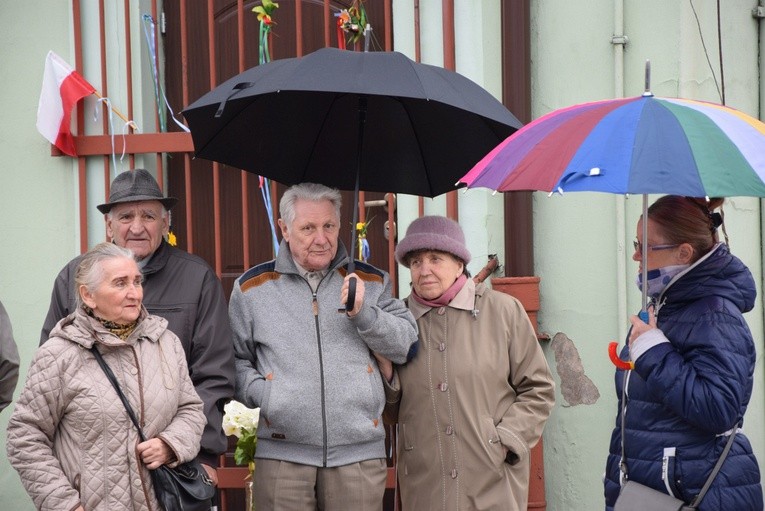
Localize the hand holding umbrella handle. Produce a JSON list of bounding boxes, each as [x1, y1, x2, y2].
[[609, 308, 650, 369], [613, 307, 654, 368], [339, 276, 357, 313]]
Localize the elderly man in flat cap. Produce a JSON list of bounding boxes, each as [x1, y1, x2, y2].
[[41, 168, 235, 485]]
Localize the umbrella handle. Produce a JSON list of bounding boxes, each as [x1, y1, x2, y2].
[[345, 277, 357, 313], [608, 341, 634, 370], [608, 309, 649, 369], [608, 310, 649, 370], [338, 272, 357, 314]]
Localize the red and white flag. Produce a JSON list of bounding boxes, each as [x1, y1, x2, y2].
[[36, 51, 95, 156]]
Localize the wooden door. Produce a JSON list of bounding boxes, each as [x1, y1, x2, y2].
[[162, 0, 396, 298]]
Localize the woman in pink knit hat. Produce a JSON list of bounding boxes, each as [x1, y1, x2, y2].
[[382, 215, 555, 511]]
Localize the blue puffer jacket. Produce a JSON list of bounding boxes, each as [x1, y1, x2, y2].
[[604, 244, 763, 510]]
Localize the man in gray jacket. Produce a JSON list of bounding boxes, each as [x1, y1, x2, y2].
[[230, 182, 417, 511], [40, 169, 234, 485], [0, 299, 19, 414]]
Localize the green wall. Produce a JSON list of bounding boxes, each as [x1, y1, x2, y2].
[[1, 1, 763, 509], [0, 1, 79, 508]]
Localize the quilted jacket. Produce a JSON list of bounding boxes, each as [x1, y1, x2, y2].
[[604, 244, 763, 510], [7, 307, 205, 511], [40, 239, 235, 466]]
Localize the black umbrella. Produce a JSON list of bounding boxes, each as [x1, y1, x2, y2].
[[183, 47, 522, 310]]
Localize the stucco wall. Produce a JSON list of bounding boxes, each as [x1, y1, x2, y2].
[[0, 2, 78, 507]]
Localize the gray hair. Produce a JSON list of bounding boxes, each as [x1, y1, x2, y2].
[[279, 183, 342, 230], [75, 242, 136, 308]]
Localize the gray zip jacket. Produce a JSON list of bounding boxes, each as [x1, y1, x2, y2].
[[230, 240, 417, 467]]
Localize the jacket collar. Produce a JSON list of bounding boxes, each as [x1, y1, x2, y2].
[[139, 238, 171, 276], [52, 306, 167, 349], [408, 278, 479, 320]]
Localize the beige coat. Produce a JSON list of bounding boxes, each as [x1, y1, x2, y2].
[[386, 280, 555, 511], [6, 307, 205, 511]]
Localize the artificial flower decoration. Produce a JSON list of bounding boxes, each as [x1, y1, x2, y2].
[[166, 230, 177, 247], [223, 400, 260, 509], [222, 400, 260, 468], [356, 218, 373, 262], [337, 10, 351, 28], [252, 0, 279, 25], [336, 1, 368, 48], [356, 219, 372, 238]]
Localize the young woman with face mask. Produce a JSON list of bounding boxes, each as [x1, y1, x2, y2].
[[603, 196, 763, 510]]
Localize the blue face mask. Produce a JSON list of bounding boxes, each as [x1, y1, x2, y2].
[[636, 264, 690, 299]]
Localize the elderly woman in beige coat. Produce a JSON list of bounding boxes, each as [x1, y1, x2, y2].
[[382, 216, 555, 511], [7, 243, 205, 511]]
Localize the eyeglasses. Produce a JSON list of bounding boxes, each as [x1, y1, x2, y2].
[[632, 239, 679, 253]]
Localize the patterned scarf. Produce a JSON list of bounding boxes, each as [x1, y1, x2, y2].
[[410, 274, 468, 308], [635, 264, 690, 300], [83, 305, 138, 340]]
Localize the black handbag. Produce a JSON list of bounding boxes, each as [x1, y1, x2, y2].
[[150, 461, 215, 511], [92, 346, 215, 511], [615, 370, 736, 511]]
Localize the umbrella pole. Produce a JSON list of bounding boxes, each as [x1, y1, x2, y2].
[[640, 61, 651, 320], [640, 194, 649, 322], [341, 95, 368, 313]]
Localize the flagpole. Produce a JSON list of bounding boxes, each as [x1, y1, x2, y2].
[[92, 90, 133, 127]]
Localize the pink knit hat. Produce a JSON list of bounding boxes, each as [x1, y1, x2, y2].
[[395, 216, 472, 267]]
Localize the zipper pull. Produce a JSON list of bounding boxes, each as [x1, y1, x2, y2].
[[312, 293, 318, 316]]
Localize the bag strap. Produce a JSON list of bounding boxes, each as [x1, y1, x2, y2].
[[91, 345, 148, 442], [619, 370, 629, 481], [619, 366, 738, 509], [687, 426, 737, 508]]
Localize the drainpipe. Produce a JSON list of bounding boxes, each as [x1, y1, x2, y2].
[[754, 2, 765, 377], [612, 0, 629, 343]]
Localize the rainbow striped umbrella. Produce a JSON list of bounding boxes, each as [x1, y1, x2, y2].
[[459, 92, 765, 332], [460, 94, 765, 197]]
